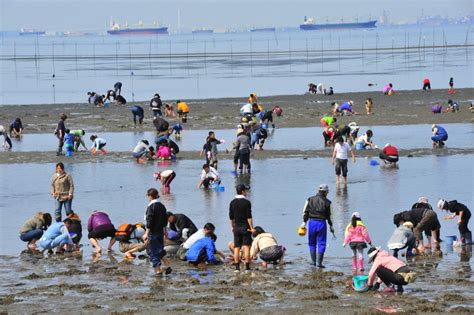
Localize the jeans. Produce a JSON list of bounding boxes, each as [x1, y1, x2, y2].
[[308, 219, 327, 254], [38, 233, 72, 250], [147, 234, 165, 268], [20, 229, 43, 242], [55, 199, 72, 222]]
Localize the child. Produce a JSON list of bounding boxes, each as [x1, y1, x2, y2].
[[365, 97, 373, 115], [64, 129, 75, 157], [154, 170, 176, 194], [445, 99, 460, 113], [343, 212, 372, 272], [201, 131, 224, 169], [156, 144, 171, 159], [431, 104, 442, 114], [164, 103, 176, 117], [173, 123, 183, 138], [90, 135, 107, 155], [356, 130, 374, 150], [383, 83, 394, 95], [67, 212, 82, 251]]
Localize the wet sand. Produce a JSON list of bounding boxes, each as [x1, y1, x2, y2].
[[1, 249, 473, 313], [1, 147, 473, 164], [0, 88, 472, 134]]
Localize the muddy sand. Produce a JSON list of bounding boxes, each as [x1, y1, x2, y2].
[[0, 249, 473, 314], [0, 89, 472, 134]]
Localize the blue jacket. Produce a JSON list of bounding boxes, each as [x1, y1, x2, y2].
[[64, 133, 74, 145], [436, 126, 447, 137], [42, 222, 68, 240], [185, 237, 218, 264]]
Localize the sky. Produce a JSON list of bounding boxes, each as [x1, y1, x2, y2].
[[1, 0, 472, 31]]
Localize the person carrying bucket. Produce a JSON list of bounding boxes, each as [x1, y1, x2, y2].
[[301, 184, 334, 268], [367, 247, 416, 293], [343, 212, 372, 272], [437, 199, 472, 245]]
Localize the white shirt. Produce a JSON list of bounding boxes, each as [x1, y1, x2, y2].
[[160, 170, 174, 178], [200, 167, 220, 181], [240, 103, 253, 115], [182, 229, 205, 249], [334, 142, 351, 160], [357, 134, 371, 144]]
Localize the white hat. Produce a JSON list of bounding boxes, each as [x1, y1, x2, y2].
[[319, 184, 329, 192], [368, 246, 381, 261], [418, 196, 429, 204], [385, 143, 391, 148], [402, 221, 414, 229], [352, 212, 361, 219], [437, 199, 447, 209]]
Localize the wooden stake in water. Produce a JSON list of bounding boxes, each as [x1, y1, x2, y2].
[[130, 71, 135, 101], [52, 74, 56, 104]]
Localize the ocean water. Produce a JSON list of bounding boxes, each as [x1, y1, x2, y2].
[[7, 123, 474, 152], [0, 25, 472, 105], [0, 155, 472, 257]]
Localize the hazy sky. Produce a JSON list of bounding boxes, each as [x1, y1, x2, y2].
[[1, 0, 472, 31]]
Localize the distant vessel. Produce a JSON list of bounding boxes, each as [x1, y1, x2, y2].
[[300, 17, 377, 30], [192, 28, 214, 34], [250, 27, 276, 32], [107, 20, 168, 36], [19, 28, 46, 36]]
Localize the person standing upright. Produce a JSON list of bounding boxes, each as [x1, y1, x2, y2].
[[229, 184, 255, 272], [331, 137, 355, 188], [301, 184, 334, 268], [142, 188, 172, 275], [55, 113, 67, 156], [51, 162, 74, 222]]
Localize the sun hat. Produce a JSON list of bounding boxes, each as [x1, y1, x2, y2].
[[437, 199, 447, 209], [352, 212, 361, 219], [385, 143, 391, 148], [319, 184, 329, 192], [402, 221, 414, 229], [418, 196, 429, 204], [368, 246, 381, 262]]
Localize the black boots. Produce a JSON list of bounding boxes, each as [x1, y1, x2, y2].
[[317, 252, 325, 268], [310, 250, 316, 266], [462, 231, 472, 245]]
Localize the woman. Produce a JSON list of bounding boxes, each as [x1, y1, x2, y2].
[[250, 226, 285, 268], [438, 199, 471, 245], [87, 210, 116, 254], [332, 137, 355, 188], [19, 212, 52, 250], [154, 170, 176, 194]]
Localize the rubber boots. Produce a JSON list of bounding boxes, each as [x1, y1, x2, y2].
[[317, 252, 325, 268], [463, 231, 472, 245], [358, 259, 364, 271], [310, 250, 316, 266], [352, 257, 357, 270]]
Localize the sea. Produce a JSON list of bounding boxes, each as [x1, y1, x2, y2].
[[0, 24, 472, 105]]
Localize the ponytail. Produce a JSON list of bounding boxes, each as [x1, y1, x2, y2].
[[351, 216, 358, 228]]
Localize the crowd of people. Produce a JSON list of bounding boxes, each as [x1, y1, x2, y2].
[[5, 79, 472, 295]]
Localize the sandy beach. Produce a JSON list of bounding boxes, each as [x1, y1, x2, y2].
[[1, 88, 472, 134]]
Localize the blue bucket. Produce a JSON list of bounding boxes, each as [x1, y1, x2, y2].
[[218, 186, 225, 192], [261, 123, 269, 129], [353, 275, 369, 292], [369, 159, 380, 166], [210, 183, 219, 190], [356, 142, 364, 151], [446, 235, 457, 246]]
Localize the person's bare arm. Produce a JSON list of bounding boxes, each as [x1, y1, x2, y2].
[[351, 150, 355, 163], [331, 148, 336, 164]]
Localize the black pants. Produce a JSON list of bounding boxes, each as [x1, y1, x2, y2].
[[376, 266, 409, 286], [422, 82, 431, 91], [379, 152, 399, 163], [189, 248, 208, 265], [459, 210, 471, 235]]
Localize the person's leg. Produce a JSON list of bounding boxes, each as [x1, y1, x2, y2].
[[132, 113, 137, 126], [242, 245, 251, 269], [89, 238, 102, 254], [335, 159, 341, 187], [307, 220, 317, 265], [376, 266, 406, 287], [351, 248, 357, 270], [341, 159, 348, 188], [315, 220, 327, 268], [52, 233, 71, 252], [64, 199, 72, 217], [54, 200, 63, 222], [57, 138, 64, 155], [357, 248, 365, 271], [20, 229, 44, 249], [107, 237, 116, 251], [393, 249, 399, 258]]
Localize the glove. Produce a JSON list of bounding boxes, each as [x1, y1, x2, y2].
[[330, 226, 335, 234], [373, 282, 380, 291], [300, 222, 306, 228]]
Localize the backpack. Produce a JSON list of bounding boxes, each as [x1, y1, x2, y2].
[[115, 224, 136, 242]]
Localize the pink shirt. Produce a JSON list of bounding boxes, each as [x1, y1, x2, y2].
[[343, 222, 371, 245], [368, 250, 406, 285]]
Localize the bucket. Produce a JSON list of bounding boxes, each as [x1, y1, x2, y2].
[[261, 123, 269, 129], [218, 186, 225, 192], [352, 275, 369, 292], [297, 226, 307, 236], [369, 159, 380, 166], [210, 182, 219, 190], [446, 235, 457, 246], [356, 142, 364, 150]]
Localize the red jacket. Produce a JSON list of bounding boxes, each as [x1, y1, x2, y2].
[[383, 145, 398, 156]]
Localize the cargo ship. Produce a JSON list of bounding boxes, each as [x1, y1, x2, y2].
[[250, 27, 276, 32], [19, 28, 46, 36], [300, 17, 377, 30], [192, 28, 214, 34], [107, 20, 168, 35]]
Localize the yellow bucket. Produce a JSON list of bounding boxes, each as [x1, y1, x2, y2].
[[298, 226, 307, 236]]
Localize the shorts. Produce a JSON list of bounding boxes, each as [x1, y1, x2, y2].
[[349, 242, 367, 250], [119, 241, 147, 253], [259, 245, 285, 263], [379, 152, 399, 163], [88, 224, 116, 240], [238, 149, 250, 166], [233, 227, 252, 248], [335, 158, 348, 176]]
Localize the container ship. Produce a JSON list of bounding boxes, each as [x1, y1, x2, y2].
[[250, 27, 276, 32], [107, 20, 168, 35], [19, 28, 46, 36], [300, 17, 377, 30], [192, 28, 214, 34]]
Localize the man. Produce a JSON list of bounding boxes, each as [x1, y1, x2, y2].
[[150, 94, 163, 119], [301, 184, 334, 268], [177, 223, 216, 260], [185, 234, 221, 266], [229, 184, 255, 272], [114, 81, 122, 95], [143, 188, 172, 275], [198, 164, 221, 189], [332, 137, 356, 188], [55, 113, 67, 156], [38, 218, 74, 254], [70, 129, 87, 151], [176, 100, 189, 123], [9, 118, 23, 137], [166, 212, 198, 241], [379, 143, 399, 165], [438, 199, 471, 244], [51, 162, 74, 222], [131, 105, 145, 127]]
